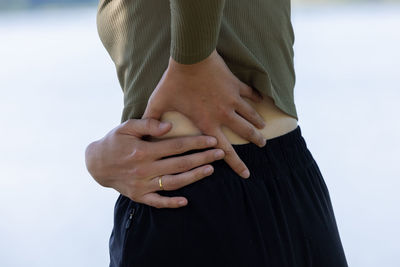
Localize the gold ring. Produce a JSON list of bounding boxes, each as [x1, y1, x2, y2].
[[158, 176, 164, 190]]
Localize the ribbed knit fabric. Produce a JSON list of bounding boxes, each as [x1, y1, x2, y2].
[[96, 0, 298, 123], [170, 0, 225, 64]]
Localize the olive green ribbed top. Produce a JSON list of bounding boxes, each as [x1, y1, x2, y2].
[[96, 0, 298, 123]]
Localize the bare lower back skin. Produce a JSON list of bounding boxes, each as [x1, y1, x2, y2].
[[148, 95, 298, 144]]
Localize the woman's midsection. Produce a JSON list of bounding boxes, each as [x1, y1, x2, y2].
[[148, 96, 298, 144]]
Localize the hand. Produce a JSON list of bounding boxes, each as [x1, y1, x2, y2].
[[142, 49, 266, 179], [84, 118, 225, 209]]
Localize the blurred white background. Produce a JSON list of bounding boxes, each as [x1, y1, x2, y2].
[[0, 2, 399, 267]]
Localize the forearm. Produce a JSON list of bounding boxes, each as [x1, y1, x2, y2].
[[169, 0, 226, 65]]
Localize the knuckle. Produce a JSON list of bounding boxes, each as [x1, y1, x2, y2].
[[244, 125, 256, 138], [126, 185, 140, 200], [121, 119, 132, 128], [127, 177, 141, 189], [130, 146, 146, 161], [196, 117, 212, 130], [196, 168, 207, 178], [249, 107, 258, 117], [172, 139, 184, 150], [130, 167, 139, 176], [207, 150, 218, 160], [127, 193, 136, 201], [221, 107, 232, 118], [130, 166, 146, 178], [154, 202, 164, 209], [126, 118, 137, 128], [238, 84, 248, 94], [116, 119, 131, 132], [145, 199, 155, 208], [230, 96, 240, 107], [130, 196, 140, 203], [176, 158, 190, 170], [144, 118, 154, 130], [127, 192, 140, 203], [216, 104, 230, 118], [245, 85, 253, 94], [222, 146, 234, 156], [167, 177, 179, 189], [196, 136, 209, 147], [128, 118, 137, 124]]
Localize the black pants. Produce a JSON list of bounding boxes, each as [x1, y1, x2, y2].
[[109, 125, 348, 267]]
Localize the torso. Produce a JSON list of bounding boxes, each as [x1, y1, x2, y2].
[[148, 95, 298, 144]]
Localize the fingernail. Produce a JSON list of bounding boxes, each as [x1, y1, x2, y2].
[[259, 138, 266, 147], [214, 150, 224, 159], [241, 169, 250, 178], [257, 139, 264, 147], [178, 199, 187, 205], [203, 166, 213, 174], [207, 137, 217, 146], [159, 122, 170, 129]]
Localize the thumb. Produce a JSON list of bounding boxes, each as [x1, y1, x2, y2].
[[141, 97, 164, 121], [121, 118, 172, 138], [140, 98, 173, 137]]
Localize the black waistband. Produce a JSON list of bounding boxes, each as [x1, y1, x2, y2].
[[230, 125, 316, 178], [161, 124, 316, 179]]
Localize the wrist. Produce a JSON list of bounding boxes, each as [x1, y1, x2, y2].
[[168, 48, 217, 73]]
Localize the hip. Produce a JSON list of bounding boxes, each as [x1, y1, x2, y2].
[[110, 125, 348, 267], [148, 95, 298, 144]]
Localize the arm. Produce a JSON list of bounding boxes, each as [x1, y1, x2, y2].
[[141, 2, 266, 179], [169, 0, 226, 64]]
